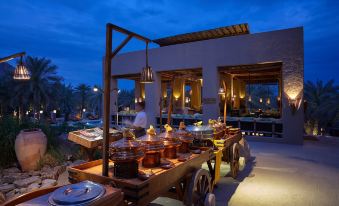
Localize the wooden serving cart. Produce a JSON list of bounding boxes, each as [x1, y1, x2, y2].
[[68, 128, 122, 160], [68, 149, 217, 206], [213, 132, 242, 179]]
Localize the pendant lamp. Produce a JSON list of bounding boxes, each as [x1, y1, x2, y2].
[[140, 42, 154, 83], [13, 56, 30, 80]]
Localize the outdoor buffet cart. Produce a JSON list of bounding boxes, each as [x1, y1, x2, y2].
[[68, 127, 122, 160], [68, 126, 218, 206], [67, 122, 242, 206]]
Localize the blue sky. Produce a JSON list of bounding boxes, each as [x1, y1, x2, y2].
[[0, 0, 338, 90]]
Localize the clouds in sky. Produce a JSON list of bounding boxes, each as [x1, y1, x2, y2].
[[0, 0, 338, 89]]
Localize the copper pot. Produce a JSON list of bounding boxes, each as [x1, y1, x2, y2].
[[139, 133, 164, 167]]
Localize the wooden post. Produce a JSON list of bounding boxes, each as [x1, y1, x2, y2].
[[159, 97, 163, 132], [167, 80, 174, 125], [223, 81, 227, 124], [102, 23, 112, 177], [101, 23, 150, 177]]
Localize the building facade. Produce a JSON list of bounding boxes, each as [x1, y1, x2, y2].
[[109, 26, 304, 144]]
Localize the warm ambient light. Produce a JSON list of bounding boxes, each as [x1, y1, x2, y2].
[[266, 98, 271, 105], [288, 97, 301, 114], [218, 87, 225, 95], [259, 98, 263, 103], [13, 62, 30, 80], [135, 97, 143, 103], [185, 97, 190, 103]]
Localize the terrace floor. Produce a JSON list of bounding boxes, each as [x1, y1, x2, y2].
[[151, 137, 339, 206], [217, 137, 339, 206]]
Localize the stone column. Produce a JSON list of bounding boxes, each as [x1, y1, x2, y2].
[[202, 65, 219, 123], [135, 80, 141, 103], [144, 72, 161, 127], [281, 57, 304, 144]]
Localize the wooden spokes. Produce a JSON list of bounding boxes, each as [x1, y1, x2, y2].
[[184, 169, 214, 206], [230, 143, 240, 179]]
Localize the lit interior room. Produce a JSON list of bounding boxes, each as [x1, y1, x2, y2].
[[219, 62, 283, 138]]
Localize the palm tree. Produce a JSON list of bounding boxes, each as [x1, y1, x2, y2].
[[23, 56, 62, 114], [304, 79, 339, 135], [75, 84, 91, 118], [57, 83, 75, 121], [0, 66, 17, 115]]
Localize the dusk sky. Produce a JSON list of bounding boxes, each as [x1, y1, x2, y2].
[[1, 0, 338, 90]]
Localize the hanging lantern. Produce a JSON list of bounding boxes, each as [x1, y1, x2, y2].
[[266, 98, 271, 105], [13, 57, 30, 80], [140, 66, 154, 83], [259, 98, 263, 103], [140, 42, 154, 83], [218, 87, 225, 95]]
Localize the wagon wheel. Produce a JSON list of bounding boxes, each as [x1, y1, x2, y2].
[[184, 169, 215, 206], [230, 143, 240, 179]]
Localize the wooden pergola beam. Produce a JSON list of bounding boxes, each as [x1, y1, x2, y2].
[[102, 23, 150, 177], [0, 52, 25, 64]]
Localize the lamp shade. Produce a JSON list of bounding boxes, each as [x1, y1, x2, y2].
[[140, 66, 154, 83], [13, 63, 30, 80], [218, 87, 225, 95]]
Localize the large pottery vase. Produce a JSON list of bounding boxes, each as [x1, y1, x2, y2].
[[15, 129, 47, 171]]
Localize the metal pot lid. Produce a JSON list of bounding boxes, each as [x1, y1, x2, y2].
[[158, 132, 181, 147], [48, 181, 105, 206], [138, 134, 165, 151], [186, 125, 214, 133], [175, 129, 194, 142], [109, 137, 145, 161]]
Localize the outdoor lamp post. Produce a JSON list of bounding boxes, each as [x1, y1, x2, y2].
[[0, 52, 30, 80], [113, 88, 120, 125]]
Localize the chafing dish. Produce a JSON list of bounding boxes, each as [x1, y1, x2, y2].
[[138, 125, 165, 167], [109, 128, 144, 178]]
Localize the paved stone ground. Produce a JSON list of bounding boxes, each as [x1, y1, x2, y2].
[[214, 137, 339, 206], [58, 137, 339, 206]]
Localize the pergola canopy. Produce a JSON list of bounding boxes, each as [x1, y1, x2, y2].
[[153, 23, 249, 47]]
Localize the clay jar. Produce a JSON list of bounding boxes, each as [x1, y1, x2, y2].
[[15, 129, 47, 171]]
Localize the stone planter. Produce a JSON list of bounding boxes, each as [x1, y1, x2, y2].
[[15, 129, 47, 171]]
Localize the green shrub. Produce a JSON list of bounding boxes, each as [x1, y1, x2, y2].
[[0, 116, 69, 168], [0, 117, 20, 168]]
